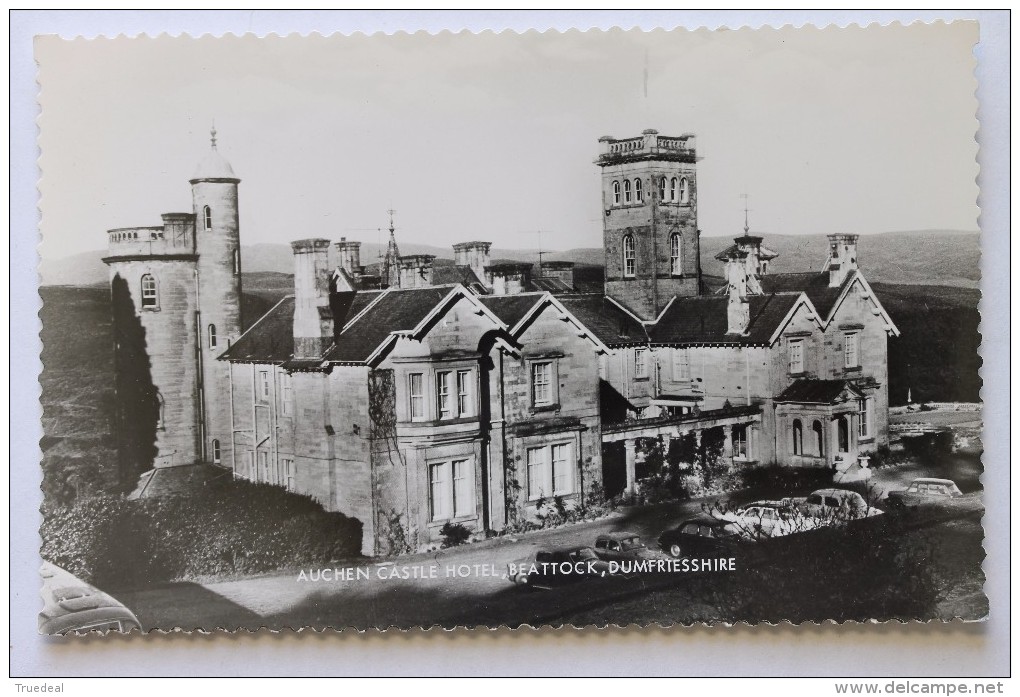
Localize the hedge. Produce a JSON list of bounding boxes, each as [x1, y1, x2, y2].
[[40, 478, 363, 589]]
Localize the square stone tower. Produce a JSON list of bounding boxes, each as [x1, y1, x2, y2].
[[596, 129, 701, 320]]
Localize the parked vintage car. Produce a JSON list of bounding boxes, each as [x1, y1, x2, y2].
[[885, 477, 964, 510], [507, 546, 611, 590], [658, 516, 749, 559], [792, 488, 883, 523], [717, 500, 819, 539], [38, 562, 142, 635], [592, 531, 655, 562]]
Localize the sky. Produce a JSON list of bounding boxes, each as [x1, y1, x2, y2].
[[36, 22, 979, 260]]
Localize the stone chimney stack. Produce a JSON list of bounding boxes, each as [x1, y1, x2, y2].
[[336, 237, 362, 275], [291, 238, 334, 358], [398, 254, 435, 289], [486, 262, 533, 296], [826, 233, 860, 288], [453, 241, 491, 285], [724, 250, 750, 336], [538, 261, 576, 290]]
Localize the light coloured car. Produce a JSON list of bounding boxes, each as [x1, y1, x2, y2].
[[886, 477, 964, 510], [794, 488, 883, 523], [38, 562, 142, 635], [718, 500, 820, 539]]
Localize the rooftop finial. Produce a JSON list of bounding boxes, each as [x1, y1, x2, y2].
[[387, 208, 396, 236], [210, 122, 218, 150], [740, 193, 751, 235]]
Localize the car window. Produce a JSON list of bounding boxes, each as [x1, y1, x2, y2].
[[609, 541, 620, 551], [536, 552, 552, 563], [620, 537, 642, 549], [595, 540, 606, 549], [806, 494, 822, 505], [824, 497, 839, 508], [682, 524, 699, 535]]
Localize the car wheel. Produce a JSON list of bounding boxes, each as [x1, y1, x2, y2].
[[669, 544, 683, 558]]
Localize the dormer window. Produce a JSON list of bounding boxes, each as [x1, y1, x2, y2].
[[203, 205, 212, 231], [622, 234, 636, 277], [623, 179, 632, 204], [612, 181, 621, 205]]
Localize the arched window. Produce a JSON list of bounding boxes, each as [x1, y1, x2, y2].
[[155, 392, 165, 430], [203, 205, 212, 231], [792, 419, 803, 456], [669, 233, 682, 275], [623, 179, 632, 204], [679, 177, 689, 203], [670, 177, 678, 202], [812, 420, 824, 457], [208, 324, 217, 350], [140, 274, 157, 308], [233, 248, 240, 275], [634, 178, 643, 203], [612, 181, 621, 205], [211, 439, 221, 464], [659, 177, 667, 201], [622, 234, 636, 277]]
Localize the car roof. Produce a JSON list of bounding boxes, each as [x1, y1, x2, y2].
[[680, 515, 729, 527], [597, 531, 640, 541], [740, 500, 787, 508], [911, 478, 956, 485], [810, 488, 858, 497]]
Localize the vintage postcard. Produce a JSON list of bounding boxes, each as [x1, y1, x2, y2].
[[36, 22, 984, 634]]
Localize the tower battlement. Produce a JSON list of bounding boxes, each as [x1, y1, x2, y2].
[[596, 129, 697, 167], [104, 213, 197, 260]]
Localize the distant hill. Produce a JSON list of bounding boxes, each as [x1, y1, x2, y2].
[[41, 229, 979, 289]]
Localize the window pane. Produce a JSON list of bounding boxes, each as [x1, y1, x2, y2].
[[634, 349, 647, 377], [409, 373, 424, 419], [457, 370, 473, 417], [437, 371, 452, 418], [453, 459, 473, 517], [430, 462, 451, 521], [532, 362, 551, 405], [551, 443, 571, 494], [527, 447, 547, 499], [844, 333, 859, 368], [672, 348, 690, 381]]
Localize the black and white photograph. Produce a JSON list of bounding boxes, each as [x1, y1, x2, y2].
[[32, 20, 990, 640]]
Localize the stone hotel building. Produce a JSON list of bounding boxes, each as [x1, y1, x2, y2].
[[103, 128, 900, 555]]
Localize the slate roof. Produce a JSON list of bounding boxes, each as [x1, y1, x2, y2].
[[323, 286, 459, 364], [478, 293, 545, 329], [556, 295, 648, 347], [532, 277, 574, 293], [759, 272, 852, 319], [221, 291, 385, 364], [649, 292, 801, 346], [433, 265, 484, 287], [219, 296, 296, 363], [776, 379, 862, 404]]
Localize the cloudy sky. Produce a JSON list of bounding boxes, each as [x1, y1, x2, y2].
[[37, 22, 979, 259]]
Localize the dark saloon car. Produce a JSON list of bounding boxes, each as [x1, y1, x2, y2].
[[658, 516, 747, 559], [592, 531, 655, 562], [886, 477, 964, 510]]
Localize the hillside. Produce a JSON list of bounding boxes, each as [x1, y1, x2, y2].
[[41, 229, 979, 289]]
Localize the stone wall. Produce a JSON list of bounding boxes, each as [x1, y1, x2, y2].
[[108, 259, 200, 469]]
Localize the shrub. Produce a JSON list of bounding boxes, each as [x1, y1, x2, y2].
[[40, 478, 363, 588], [439, 522, 471, 548]]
